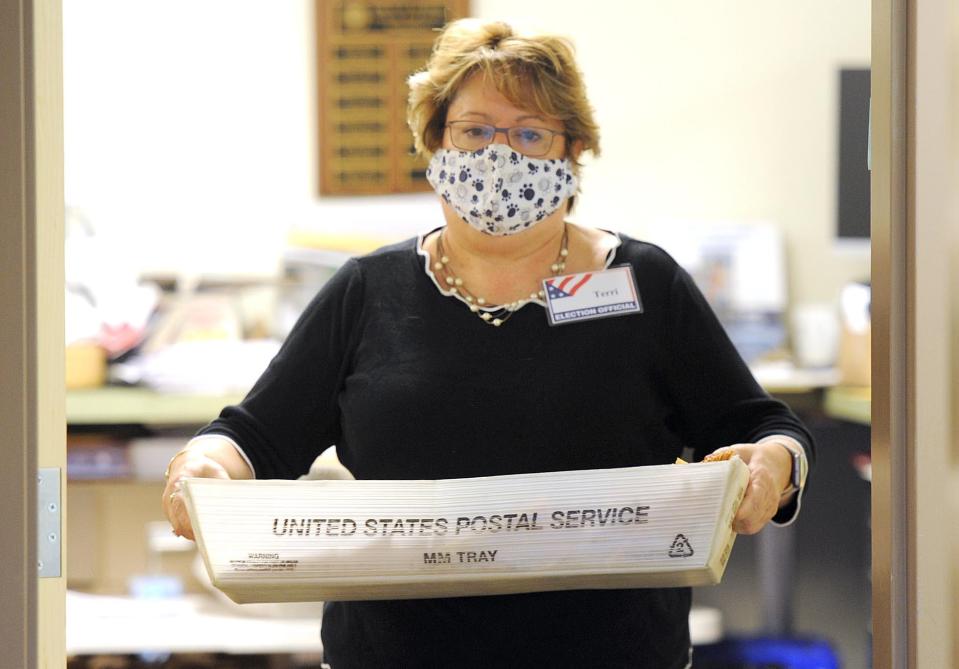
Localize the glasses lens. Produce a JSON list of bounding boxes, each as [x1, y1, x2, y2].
[[449, 122, 495, 151], [507, 127, 553, 156]]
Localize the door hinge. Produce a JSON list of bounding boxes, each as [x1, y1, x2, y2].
[[37, 467, 61, 578]]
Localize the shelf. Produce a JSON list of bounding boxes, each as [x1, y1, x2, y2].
[[68, 367, 847, 427], [67, 387, 243, 426]]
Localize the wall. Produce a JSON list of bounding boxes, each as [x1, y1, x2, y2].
[[475, 0, 872, 305], [64, 0, 870, 305]]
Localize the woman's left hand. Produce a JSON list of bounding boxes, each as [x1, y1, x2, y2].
[[707, 441, 793, 535]]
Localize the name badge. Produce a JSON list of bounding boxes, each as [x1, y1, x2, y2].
[[543, 264, 644, 326]]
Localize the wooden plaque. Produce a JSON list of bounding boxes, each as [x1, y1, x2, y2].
[[317, 0, 470, 195]]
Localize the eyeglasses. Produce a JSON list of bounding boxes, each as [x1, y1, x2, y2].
[[445, 121, 566, 157]]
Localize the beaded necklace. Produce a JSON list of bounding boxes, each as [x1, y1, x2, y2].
[[433, 223, 569, 327]]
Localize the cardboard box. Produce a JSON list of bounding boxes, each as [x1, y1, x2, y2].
[[838, 322, 871, 386], [185, 459, 749, 603], [838, 281, 871, 387], [66, 342, 106, 389]]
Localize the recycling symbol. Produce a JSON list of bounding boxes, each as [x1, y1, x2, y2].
[[667, 534, 695, 558]]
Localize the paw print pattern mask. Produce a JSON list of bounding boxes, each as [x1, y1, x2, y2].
[[425, 144, 578, 236]]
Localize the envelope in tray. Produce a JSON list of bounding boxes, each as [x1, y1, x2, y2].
[[183, 458, 748, 603]]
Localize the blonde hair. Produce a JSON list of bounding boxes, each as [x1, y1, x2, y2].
[[407, 18, 601, 177]]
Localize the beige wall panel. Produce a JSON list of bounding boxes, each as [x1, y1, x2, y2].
[[33, 0, 66, 666]]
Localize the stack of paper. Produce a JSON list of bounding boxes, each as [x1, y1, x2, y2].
[[184, 459, 749, 603]]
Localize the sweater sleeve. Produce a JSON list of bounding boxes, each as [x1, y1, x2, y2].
[[661, 263, 816, 486], [195, 258, 366, 479]]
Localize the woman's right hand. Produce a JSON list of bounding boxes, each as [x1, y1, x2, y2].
[[162, 449, 232, 541]]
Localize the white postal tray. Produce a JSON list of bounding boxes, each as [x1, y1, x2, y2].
[[184, 458, 749, 603]]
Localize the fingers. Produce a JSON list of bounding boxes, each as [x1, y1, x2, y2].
[[703, 450, 733, 462], [732, 467, 780, 535], [163, 478, 195, 541], [704, 443, 779, 534], [167, 482, 197, 541], [704, 444, 748, 463], [162, 453, 233, 541]]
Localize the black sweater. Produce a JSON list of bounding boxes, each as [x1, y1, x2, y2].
[[198, 233, 814, 669]]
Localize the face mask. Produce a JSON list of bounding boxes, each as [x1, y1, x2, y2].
[[425, 144, 578, 236]]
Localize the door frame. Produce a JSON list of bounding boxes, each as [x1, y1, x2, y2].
[[2, 1, 956, 666], [871, 0, 958, 667], [0, 0, 65, 666]]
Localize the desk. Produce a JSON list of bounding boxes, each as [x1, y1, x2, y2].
[[750, 363, 841, 395], [64, 375, 830, 657], [67, 591, 323, 656], [823, 385, 871, 425], [66, 591, 723, 655]]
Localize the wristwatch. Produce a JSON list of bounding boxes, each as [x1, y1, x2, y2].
[[777, 441, 808, 497]]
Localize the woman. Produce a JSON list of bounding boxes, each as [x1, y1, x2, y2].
[[164, 19, 813, 668]]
